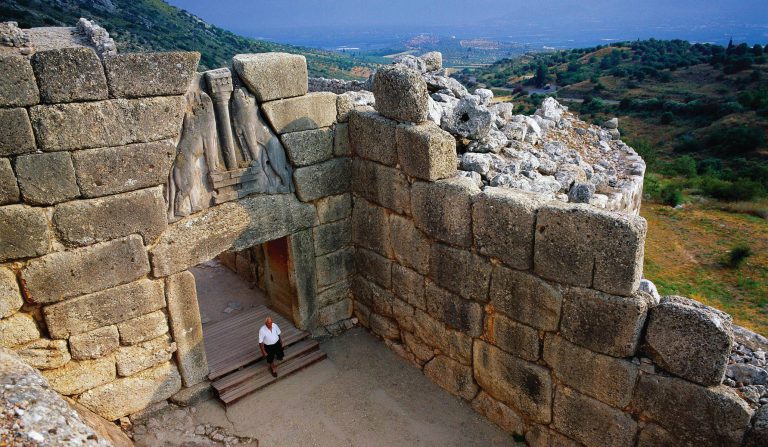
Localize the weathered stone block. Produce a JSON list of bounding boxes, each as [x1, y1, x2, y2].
[[402, 331, 435, 364], [353, 276, 394, 317], [281, 127, 334, 167], [635, 423, 678, 447], [525, 425, 581, 447], [334, 122, 351, 156], [69, 326, 120, 360], [425, 281, 484, 336], [0, 108, 36, 156], [170, 381, 213, 407], [115, 311, 168, 345], [14, 152, 80, 205], [489, 266, 562, 331], [261, 92, 336, 134], [166, 271, 208, 387], [44, 279, 165, 339], [0, 204, 50, 262], [116, 333, 176, 377], [23, 235, 150, 304], [411, 177, 480, 248], [552, 386, 637, 447], [389, 214, 430, 275], [349, 110, 398, 166], [0, 312, 39, 348], [319, 298, 353, 327], [431, 245, 491, 306], [0, 267, 22, 319], [0, 158, 19, 205], [31, 48, 108, 103], [313, 218, 352, 256], [317, 280, 351, 309], [373, 65, 429, 123], [473, 188, 543, 270], [72, 140, 176, 198], [413, 309, 472, 364], [351, 197, 392, 257], [473, 340, 552, 423], [424, 355, 477, 400], [392, 264, 426, 310], [353, 158, 410, 215], [293, 157, 351, 202], [534, 203, 647, 296], [104, 52, 200, 98], [485, 313, 540, 362], [30, 97, 185, 152], [370, 312, 400, 340], [632, 373, 753, 447], [16, 339, 70, 370], [0, 55, 39, 107], [395, 122, 457, 181], [356, 247, 393, 289], [646, 297, 732, 386], [543, 335, 638, 408], [560, 287, 650, 357], [150, 194, 315, 277], [316, 193, 351, 223], [743, 405, 768, 447], [42, 356, 115, 396], [353, 300, 371, 328], [391, 297, 415, 333], [315, 247, 355, 288], [233, 52, 308, 102], [471, 391, 525, 435], [78, 362, 181, 421]]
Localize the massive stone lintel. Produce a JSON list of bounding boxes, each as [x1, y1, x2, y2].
[[233, 52, 309, 103]]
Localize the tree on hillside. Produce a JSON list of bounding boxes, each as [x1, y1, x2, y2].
[[533, 61, 549, 87]]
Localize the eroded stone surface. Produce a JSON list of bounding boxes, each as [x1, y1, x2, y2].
[[0, 312, 39, 348], [261, 92, 336, 134], [349, 110, 398, 166], [424, 355, 478, 400], [552, 386, 638, 447], [0, 108, 36, 156], [166, 271, 208, 387], [104, 51, 200, 98], [489, 266, 562, 331], [373, 65, 429, 123], [69, 326, 120, 361], [14, 151, 80, 205], [0, 204, 50, 262], [411, 177, 480, 248], [0, 267, 22, 319], [31, 47, 108, 103], [395, 122, 457, 181], [0, 158, 20, 205], [233, 52, 308, 102]]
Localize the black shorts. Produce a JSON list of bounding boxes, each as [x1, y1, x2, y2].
[[264, 342, 284, 363]]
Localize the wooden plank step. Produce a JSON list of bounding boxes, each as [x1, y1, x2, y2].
[[220, 349, 327, 406], [207, 330, 309, 380], [212, 339, 320, 392], [206, 326, 304, 368]]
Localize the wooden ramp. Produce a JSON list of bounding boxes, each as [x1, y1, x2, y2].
[[204, 305, 326, 406]]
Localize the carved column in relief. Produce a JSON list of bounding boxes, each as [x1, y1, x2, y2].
[[205, 68, 239, 170]]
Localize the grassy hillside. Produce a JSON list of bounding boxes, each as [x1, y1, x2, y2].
[[0, 0, 373, 78]]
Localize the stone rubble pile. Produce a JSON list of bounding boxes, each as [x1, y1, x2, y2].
[[131, 405, 257, 447], [0, 21, 32, 54], [76, 18, 117, 59], [726, 331, 768, 408]]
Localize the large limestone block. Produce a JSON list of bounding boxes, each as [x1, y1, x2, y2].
[[370, 312, 400, 340], [424, 355, 478, 400], [632, 373, 753, 447], [150, 194, 315, 277], [44, 279, 165, 339], [392, 264, 426, 310], [526, 425, 581, 447], [0, 108, 36, 156], [473, 340, 552, 423], [349, 110, 398, 166], [352, 158, 411, 215], [534, 203, 647, 296], [485, 313, 540, 362], [261, 92, 336, 134], [334, 122, 351, 156], [552, 386, 637, 447], [116, 333, 176, 377], [644, 295, 733, 386], [104, 52, 200, 98], [351, 197, 392, 258], [78, 362, 182, 421], [0, 55, 39, 107], [425, 281, 484, 336], [233, 53, 308, 102], [413, 309, 472, 364], [353, 276, 393, 316], [0, 204, 50, 262], [14, 152, 80, 205], [317, 280, 351, 309], [69, 326, 120, 361], [319, 297, 353, 327], [395, 122, 457, 181], [471, 391, 525, 435], [389, 214, 430, 275], [293, 157, 352, 202], [560, 287, 650, 357], [72, 140, 176, 198], [429, 243, 491, 302], [743, 405, 768, 447], [42, 356, 116, 395], [53, 187, 167, 247], [411, 177, 480, 248], [489, 266, 562, 331], [23, 235, 150, 304], [30, 96, 185, 152], [0, 312, 40, 348], [316, 193, 351, 224], [117, 311, 169, 345], [31, 47, 108, 103], [0, 267, 22, 319], [16, 338, 71, 370], [355, 248, 392, 289], [391, 297, 416, 333], [543, 335, 638, 408], [313, 218, 352, 257], [166, 271, 208, 387], [473, 188, 543, 270], [402, 331, 435, 365], [373, 65, 429, 123], [315, 247, 355, 288], [281, 127, 334, 167], [0, 158, 20, 205]]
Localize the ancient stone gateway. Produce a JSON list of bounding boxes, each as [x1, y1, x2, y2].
[[0, 45, 764, 446]]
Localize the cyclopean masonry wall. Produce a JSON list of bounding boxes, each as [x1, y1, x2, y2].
[[0, 42, 765, 446]]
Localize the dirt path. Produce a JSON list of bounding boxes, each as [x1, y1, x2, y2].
[[190, 260, 267, 326]]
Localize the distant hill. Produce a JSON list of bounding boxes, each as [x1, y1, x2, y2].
[[0, 0, 373, 78]]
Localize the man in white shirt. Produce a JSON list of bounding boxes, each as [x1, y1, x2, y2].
[[259, 316, 284, 377]]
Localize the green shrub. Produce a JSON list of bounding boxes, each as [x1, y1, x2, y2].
[[699, 176, 765, 201], [725, 245, 753, 268], [660, 111, 674, 124], [706, 126, 765, 155], [671, 155, 697, 177], [660, 183, 684, 206]]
